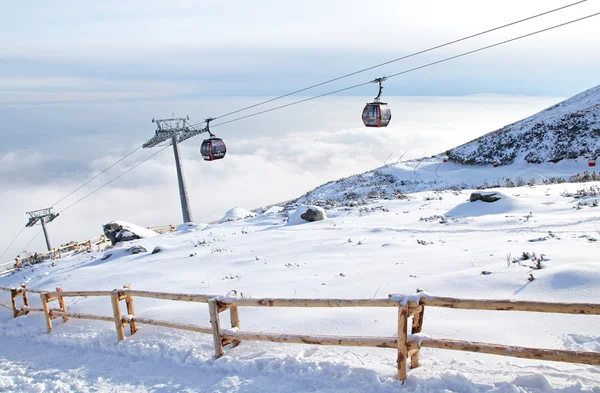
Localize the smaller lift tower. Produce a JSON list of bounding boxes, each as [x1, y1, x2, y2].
[[25, 207, 59, 251]]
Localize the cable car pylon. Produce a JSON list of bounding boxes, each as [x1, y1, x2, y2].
[[143, 116, 221, 224]]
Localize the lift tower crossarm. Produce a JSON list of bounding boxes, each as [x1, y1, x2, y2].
[[25, 207, 59, 251], [142, 117, 211, 148]]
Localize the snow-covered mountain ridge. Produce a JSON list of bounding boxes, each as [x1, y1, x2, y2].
[[446, 84, 600, 165]]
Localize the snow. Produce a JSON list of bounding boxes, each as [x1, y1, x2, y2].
[[219, 208, 257, 223], [2, 159, 600, 391], [110, 220, 159, 239], [176, 222, 209, 232]]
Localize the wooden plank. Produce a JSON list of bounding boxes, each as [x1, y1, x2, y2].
[[420, 338, 600, 365], [226, 298, 401, 308], [22, 288, 45, 294], [410, 305, 424, 369], [229, 306, 241, 347], [40, 293, 53, 333], [220, 330, 418, 350], [56, 287, 68, 323], [50, 310, 115, 323], [397, 306, 409, 382], [45, 290, 113, 298], [46, 295, 59, 302], [123, 285, 137, 335], [208, 298, 225, 358], [10, 289, 18, 318], [124, 290, 213, 303], [421, 297, 599, 315], [110, 290, 125, 342], [21, 285, 29, 315], [22, 306, 44, 312], [127, 316, 212, 334]]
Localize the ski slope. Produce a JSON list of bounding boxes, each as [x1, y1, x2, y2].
[[1, 160, 600, 392]]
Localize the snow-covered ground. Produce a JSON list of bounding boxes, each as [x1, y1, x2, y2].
[[1, 160, 600, 392]]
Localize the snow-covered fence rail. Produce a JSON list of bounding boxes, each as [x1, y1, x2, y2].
[[214, 293, 600, 381], [1, 286, 599, 383], [36, 286, 217, 342], [0, 284, 30, 317]]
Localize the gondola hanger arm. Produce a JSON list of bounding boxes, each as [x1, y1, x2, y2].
[[371, 77, 387, 102]]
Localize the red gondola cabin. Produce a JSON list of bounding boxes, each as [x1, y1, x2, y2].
[[362, 103, 392, 128], [201, 137, 226, 161]]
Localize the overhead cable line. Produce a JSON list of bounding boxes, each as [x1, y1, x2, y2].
[[191, 0, 588, 127], [0, 227, 25, 262], [17, 229, 42, 257], [52, 145, 143, 208], [58, 146, 170, 214], [35, 10, 600, 225], [209, 11, 600, 129]]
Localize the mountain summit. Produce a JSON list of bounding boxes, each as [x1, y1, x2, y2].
[[446, 84, 600, 165]]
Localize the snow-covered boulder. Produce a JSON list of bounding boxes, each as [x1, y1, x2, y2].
[[102, 221, 158, 245], [287, 205, 327, 225], [219, 208, 256, 223], [261, 206, 284, 215], [176, 222, 209, 232]]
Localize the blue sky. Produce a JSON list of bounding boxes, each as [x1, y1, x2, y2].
[[0, 0, 599, 256]]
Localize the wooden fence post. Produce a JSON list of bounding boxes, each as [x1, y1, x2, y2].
[[229, 305, 241, 347], [397, 305, 409, 382], [15, 258, 20, 269], [40, 293, 53, 332], [10, 289, 18, 318], [110, 289, 125, 342], [411, 304, 424, 368], [56, 287, 68, 322], [21, 285, 29, 315], [209, 298, 225, 358], [123, 285, 137, 335]]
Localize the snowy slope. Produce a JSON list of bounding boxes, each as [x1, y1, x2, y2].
[[446, 84, 600, 165], [297, 156, 598, 208], [1, 161, 600, 392]]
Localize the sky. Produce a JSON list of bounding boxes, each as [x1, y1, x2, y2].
[[1, 0, 599, 258]]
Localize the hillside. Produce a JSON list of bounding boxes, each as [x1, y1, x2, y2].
[[1, 162, 600, 392], [2, 86, 600, 392], [445, 84, 600, 165]]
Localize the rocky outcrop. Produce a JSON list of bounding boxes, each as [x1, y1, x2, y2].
[[446, 85, 600, 165], [469, 192, 501, 203], [287, 205, 328, 225], [301, 208, 326, 222], [102, 221, 158, 245]]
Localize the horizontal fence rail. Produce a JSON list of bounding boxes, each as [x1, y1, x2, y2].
[[419, 296, 598, 314], [1, 285, 599, 383]]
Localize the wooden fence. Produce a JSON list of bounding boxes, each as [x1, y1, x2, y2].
[[1, 235, 110, 276], [0, 285, 598, 383]]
